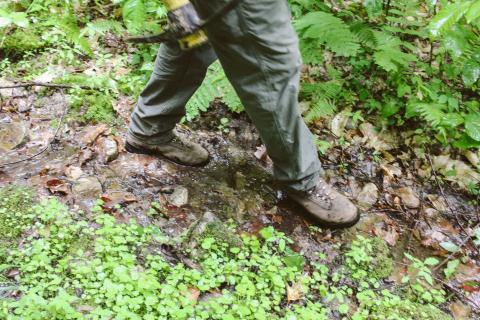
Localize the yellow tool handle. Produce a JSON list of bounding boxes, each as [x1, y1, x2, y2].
[[164, 0, 190, 10]]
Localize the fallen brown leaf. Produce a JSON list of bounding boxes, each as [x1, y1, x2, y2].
[[81, 124, 110, 145]]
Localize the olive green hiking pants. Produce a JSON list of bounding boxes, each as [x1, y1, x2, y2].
[[128, 0, 322, 191]]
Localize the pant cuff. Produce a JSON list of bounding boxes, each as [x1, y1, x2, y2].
[[127, 129, 174, 145]]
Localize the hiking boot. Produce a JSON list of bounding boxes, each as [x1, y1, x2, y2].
[[125, 132, 209, 167], [287, 179, 360, 229]]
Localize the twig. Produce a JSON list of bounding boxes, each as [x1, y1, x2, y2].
[[0, 82, 100, 90], [0, 92, 69, 168]]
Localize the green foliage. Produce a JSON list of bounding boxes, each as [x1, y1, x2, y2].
[[345, 235, 394, 282], [295, 11, 360, 57], [0, 185, 35, 245], [186, 61, 242, 121], [0, 196, 452, 319], [1, 28, 43, 54]]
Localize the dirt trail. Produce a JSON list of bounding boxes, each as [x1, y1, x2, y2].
[[1, 89, 479, 316]]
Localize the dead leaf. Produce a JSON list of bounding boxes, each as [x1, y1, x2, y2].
[[287, 281, 304, 302], [432, 155, 480, 190], [449, 301, 472, 319], [6, 268, 20, 279], [187, 287, 200, 303], [426, 194, 448, 212], [381, 163, 402, 178], [395, 187, 420, 208], [330, 109, 350, 137], [373, 222, 399, 246], [81, 124, 110, 145], [254, 145, 270, 163], [46, 178, 70, 195], [78, 148, 95, 166], [113, 95, 134, 122], [359, 122, 394, 151]]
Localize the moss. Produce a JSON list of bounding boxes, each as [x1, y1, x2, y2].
[[1, 29, 44, 54], [370, 237, 394, 279]]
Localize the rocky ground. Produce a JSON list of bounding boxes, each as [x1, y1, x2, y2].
[[1, 85, 479, 318]]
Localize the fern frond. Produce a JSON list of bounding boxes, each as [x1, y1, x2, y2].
[[122, 0, 146, 34], [304, 98, 337, 123], [416, 103, 446, 128], [51, 14, 93, 56], [295, 11, 360, 57], [350, 22, 377, 48], [302, 80, 343, 100], [372, 31, 417, 72], [299, 39, 324, 65], [186, 61, 242, 121], [86, 19, 124, 36]]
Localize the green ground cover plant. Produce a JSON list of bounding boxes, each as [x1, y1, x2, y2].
[[0, 187, 452, 319]]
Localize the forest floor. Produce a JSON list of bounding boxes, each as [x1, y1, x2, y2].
[[1, 81, 479, 318]]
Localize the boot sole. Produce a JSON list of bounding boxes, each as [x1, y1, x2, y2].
[[125, 141, 210, 167], [286, 195, 361, 229]]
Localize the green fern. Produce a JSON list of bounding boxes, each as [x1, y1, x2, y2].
[[122, 0, 147, 34], [302, 80, 342, 123], [85, 19, 125, 36], [185, 61, 242, 121], [52, 14, 93, 56], [295, 11, 360, 57], [305, 98, 337, 123], [372, 31, 417, 72]]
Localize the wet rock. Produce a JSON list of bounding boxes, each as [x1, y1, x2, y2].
[[396, 187, 420, 208], [0, 122, 28, 152], [65, 166, 84, 181], [167, 186, 189, 207], [72, 176, 103, 198], [356, 183, 379, 210], [97, 137, 119, 163]]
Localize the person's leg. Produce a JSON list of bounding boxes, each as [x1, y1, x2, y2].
[[194, 0, 321, 191], [194, 0, 359, 227], [128, 42, 217, 144]]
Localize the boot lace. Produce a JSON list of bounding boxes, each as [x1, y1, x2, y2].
[[307, 180, 333, 210]]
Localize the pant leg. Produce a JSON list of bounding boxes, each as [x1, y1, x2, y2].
[[128, 42, 217, 144], [194, 0, 322, 191]]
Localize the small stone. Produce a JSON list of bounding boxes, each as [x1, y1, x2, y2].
[[98, 137, 119, 163], [167, 186, 189, 207], [72, 177, 103, 198], [0, 122, 28, 152], [65, 166, 84, 180], [396, 187, 420, 208], [356, 183, 379, 210]]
